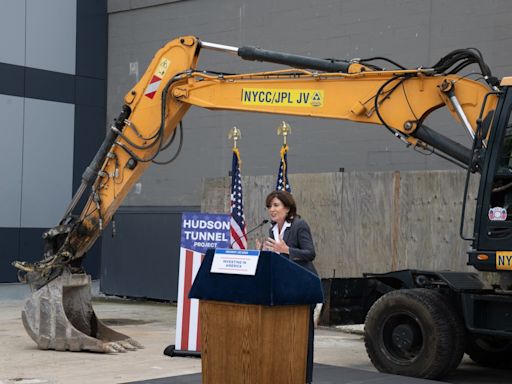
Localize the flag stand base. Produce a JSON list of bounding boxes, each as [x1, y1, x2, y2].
[[163, 344, 201, 358]]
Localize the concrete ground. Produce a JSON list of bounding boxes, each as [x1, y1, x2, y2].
[[0, 287, 200, 384], [0, 283, 373, 384], [1, 283, 512, 384]]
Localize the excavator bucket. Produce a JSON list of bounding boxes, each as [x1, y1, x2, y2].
[[21, 269, 142, 353]]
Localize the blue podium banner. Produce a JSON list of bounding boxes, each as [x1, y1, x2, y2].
[[180, 212, 230, 253], [175, 212, 231, 353]]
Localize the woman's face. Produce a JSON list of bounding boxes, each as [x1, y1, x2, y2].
[[267, 197, 289, 225]]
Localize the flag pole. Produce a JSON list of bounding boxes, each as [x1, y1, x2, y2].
[[228, 126, 247, 249], [277, 121, 291, 145], [228, 126, 241, 149], [276, 121, 292, 192]]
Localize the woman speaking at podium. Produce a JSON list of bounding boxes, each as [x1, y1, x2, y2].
[[258, 190, 317, 384]]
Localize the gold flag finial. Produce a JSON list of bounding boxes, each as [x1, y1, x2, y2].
[[277, 121, 291, 145], [228, 126, 241, 148]]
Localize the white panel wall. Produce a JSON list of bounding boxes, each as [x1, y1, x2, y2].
[[0, 95, 24, 227], [26, 0, 76, 74], [0, 1, 26, 66], [20, 99, 74, 228]]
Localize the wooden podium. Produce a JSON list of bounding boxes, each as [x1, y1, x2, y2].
[[189, 249, 323, 384]]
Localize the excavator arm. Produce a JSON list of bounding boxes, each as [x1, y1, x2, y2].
[[12, 35, 500, 352]]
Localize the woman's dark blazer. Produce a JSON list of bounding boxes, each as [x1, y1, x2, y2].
[[269, 217, 318, 276]]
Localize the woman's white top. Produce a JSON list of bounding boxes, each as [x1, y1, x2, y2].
[[271, 221, 291, 243]]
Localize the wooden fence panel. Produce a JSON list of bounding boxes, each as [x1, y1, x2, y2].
[[201, 170, 481, 279]]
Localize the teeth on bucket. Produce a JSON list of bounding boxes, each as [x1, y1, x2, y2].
[[107, 342, 127, 353], [21, 269, 142, 353], [118, 340, 138, 351], [127, 338, 144, 349], [103, 343, 122, 354]]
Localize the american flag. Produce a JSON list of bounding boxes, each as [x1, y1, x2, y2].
[[230, 147, 247, 249], [275, 144, 291, 192]]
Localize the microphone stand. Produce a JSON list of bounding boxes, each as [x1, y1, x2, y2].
[[231, 219, 269, 248]]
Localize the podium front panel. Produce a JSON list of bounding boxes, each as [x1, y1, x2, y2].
[[200, 300, 309, 384], [189, 249, 323, 306]]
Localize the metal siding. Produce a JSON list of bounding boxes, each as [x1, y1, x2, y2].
[[72, 105, 107, 192], [0, 228, 21, 282], [0, 95, 24, 227], [18, 227, 46, 275], [108, 0, 182, 13], [0, 0, 107, 282], [0, 227, 55, 283], [75, 76, 106, 107], [26, 0, 77, 74], [73, 0, 108, 279], [76, 0, 107, 79], [24, 67, 75, 104], [0, 63, 25, 97], [100, 207, 199, 300], [0, 1, 26, 66], [20, 99, 74, 228], [81, 240, 102, 280]]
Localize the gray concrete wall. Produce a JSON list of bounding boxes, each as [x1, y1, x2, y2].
[[201, 170, 480, 279], [107, 0, 512, 208]]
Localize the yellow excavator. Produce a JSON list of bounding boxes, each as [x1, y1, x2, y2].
[[12, 36, 512, 378]]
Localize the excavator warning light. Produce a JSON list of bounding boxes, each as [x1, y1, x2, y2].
[[477, 254, 489, 261]]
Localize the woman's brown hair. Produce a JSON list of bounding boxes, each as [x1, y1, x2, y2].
[[265, 190, 298, 222]]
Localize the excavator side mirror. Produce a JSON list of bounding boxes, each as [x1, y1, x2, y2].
[[470, 111, 494, 173], [475, 110, 494, 144]]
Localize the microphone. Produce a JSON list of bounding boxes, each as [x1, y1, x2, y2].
[[231, 219, 269, 247]]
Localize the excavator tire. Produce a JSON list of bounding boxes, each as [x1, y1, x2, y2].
[[21, 269, 142, 353], [409, 289, 466, 375], [364, 288, 457, 379]]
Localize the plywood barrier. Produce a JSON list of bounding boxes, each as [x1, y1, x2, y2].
[[201, 170, 481, 279]]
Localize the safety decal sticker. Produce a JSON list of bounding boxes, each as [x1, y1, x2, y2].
[[155, 58, 170, 78], [241, 88, 324, 107], [144, 58, 170, 99], [144, 75, 162, 99], [489, 206, 507, 221]]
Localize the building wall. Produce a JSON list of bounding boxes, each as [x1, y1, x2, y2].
[[0, 0, 107, 282], [100, 205, 199, 301], [106, 0, 512, 208]]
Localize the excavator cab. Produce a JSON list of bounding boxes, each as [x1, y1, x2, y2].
[[469, 82, 512, 271]]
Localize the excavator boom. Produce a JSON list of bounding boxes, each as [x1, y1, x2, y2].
[[12, 36, 500, 354]]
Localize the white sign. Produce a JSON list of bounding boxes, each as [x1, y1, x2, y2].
[[210, 249, 260, 276]]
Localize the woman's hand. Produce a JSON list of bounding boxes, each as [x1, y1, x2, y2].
[[263, 234, 290, 255]]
